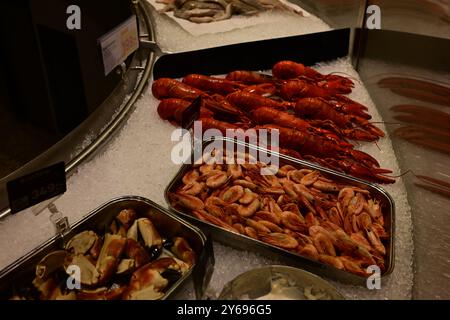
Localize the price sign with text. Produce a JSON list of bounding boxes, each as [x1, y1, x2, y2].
[[99, 15, 139, 76], [7, 162, 67, 214]]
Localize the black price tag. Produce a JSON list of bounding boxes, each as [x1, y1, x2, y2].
[[193, 234, 215, 299], [181, 97, 202, 130], [7, 162, 67, 214]]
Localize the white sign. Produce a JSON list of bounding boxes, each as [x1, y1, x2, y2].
[[98, 15, 139, 76]]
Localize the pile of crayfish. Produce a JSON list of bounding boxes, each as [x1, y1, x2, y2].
[[152, 60, 394, 184], [169, 156, 389, 277]]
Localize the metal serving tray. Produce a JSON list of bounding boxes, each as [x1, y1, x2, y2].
[[0, 196, 211, 300], [165, 137, 395, 286], [218, 265, 345, 300]]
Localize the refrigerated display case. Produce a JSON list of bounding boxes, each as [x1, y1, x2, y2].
[[0, 0, 448, 300]]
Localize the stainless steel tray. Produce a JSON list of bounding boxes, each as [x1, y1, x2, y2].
[[165, 137, 395, 286], [218, 265, 345, 300], [0, 196, 210, 300]]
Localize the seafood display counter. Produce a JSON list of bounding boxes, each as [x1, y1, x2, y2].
[[0, 0, 448, 300], [143, 0, 362, 52]]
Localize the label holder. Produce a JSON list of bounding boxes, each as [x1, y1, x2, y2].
[[6, 162, 67, 214]]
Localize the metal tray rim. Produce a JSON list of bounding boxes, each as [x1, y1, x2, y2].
[[218, 264, 346, 300]]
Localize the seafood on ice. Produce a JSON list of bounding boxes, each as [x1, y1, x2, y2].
[[151, 60, 395, 184], [9, 209, 196, 300], [169, 153, 390, 277], [157, 0, 304, 24]]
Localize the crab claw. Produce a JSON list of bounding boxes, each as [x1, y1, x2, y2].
[[36, 250, 68, 279], [116, 259, 136, 275], [137, 218, 163, 250], [122, 258, 181, 300], [65, 254, 100, 286], [125, 238, 150, 268], [170, 237, 196, 267], [95, 234, 126, 285], [65, 231, 98, 255], [116, 209, 137, 230], [89, 236, 103, 260], [127, 220, 139, 240], [32, 277, 59, 300], [77, 285, 127, 300]]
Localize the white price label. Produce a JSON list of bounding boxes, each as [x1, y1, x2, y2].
[[98, 15, 139, 76]]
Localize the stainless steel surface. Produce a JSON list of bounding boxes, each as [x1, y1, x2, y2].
[[218, 265, 344, 300], [300, 0, 450, 39], [0, 0, 156, 220], [369, 0, 450, 40], [354, 29, 450, 299], [293, 0, 449, 40], [165, 137, 395, 286], [0, 196, 207, 300]]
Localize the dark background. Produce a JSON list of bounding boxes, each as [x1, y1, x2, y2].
[[0, 0, 133, 178]]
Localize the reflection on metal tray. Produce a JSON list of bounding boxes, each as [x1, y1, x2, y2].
[[0, 196, 211, 300], [218, 265, 344, 300], [165, 137, 395, 286]]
